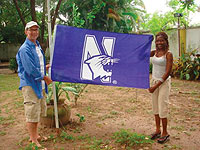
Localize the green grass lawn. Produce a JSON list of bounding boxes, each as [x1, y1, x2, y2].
[[0, 74, 19, 93]]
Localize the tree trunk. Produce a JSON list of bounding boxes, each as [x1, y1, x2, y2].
[[13, 0, 26, 28], [40, 0, 47, 52], [30, 0, 37, 22], [51, 0, 63, 32], [13, 0, 63, 54]]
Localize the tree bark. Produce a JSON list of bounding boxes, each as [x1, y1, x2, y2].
[[39, 1, 47, 52], [13, 0, 26, 28], [30, 0, 37, 22], [51, 0, 63, 32], [41, 1, 46, 44]]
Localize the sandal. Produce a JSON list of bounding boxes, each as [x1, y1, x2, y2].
[[157, 135, 170, 144], [150, 132, 161, 140]]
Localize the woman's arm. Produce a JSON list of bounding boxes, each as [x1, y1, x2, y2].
[[162, 52, 173, 81], [150, 50, 156, 57]]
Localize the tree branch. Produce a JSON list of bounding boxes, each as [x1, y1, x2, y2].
[[13, 0, 26, 28]]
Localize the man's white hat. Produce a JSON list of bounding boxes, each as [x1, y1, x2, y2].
[[25, 21, 39, 30]]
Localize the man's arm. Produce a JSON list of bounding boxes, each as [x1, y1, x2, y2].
[[43, 76, 52, 85]]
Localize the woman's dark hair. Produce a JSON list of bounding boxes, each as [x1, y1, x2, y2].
[[156, 32, 169, 50]]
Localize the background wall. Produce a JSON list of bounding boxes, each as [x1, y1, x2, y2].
[[186, 27, 200, 52], [150, 26, 200, 58], [0, 44, 20, 62]]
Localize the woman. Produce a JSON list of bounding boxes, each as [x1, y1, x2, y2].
[[149, 32, 173, 144]]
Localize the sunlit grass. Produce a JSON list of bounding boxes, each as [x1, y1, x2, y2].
[[0, 74, 19, 93]]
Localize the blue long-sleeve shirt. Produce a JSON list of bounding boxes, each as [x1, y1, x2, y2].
[[16, 38, 47, 99]]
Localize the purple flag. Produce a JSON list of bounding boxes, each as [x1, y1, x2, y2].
[[51, 25, 153, 89]]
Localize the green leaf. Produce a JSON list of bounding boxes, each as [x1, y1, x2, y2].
[[195, 72, 199, 80], [47, 91, 53, 102], [122, 12, 138, 21], [194, 70, 198, 76], [186, 74, 190, 80], [62, 87, 77, 92], [65, 92, 70, 101], [72, 92, 79, 96], [180, 72, 184, 79]]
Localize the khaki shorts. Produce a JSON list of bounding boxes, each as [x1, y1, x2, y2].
[[151, 78, 171, 118], [22, 86, 47, 122]]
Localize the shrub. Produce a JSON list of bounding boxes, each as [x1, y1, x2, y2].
[[9, 58, 18, 73], [172, 49, 200, 80]]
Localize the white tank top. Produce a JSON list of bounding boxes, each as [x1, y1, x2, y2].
[[152, 53, 167, 81]]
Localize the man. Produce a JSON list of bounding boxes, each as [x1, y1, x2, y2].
[[16, 21, 52, 149]]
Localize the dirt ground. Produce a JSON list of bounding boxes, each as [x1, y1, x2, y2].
[[0, 66, 199, 150]]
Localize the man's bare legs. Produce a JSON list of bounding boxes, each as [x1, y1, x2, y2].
[[27, 122, 41, 147]]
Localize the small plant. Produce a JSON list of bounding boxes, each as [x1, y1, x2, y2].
[[77, 134, 91, 140], [189, 127, 196, 131], [110, 111, 119, 115], [88, 137, 104, 150], [24, 143, 38, 150], [171, 126, 184, 131], [47, 82, 77, 104], [47, 82, 87, 105], [76, 113, 85, 122], [41, 82, 75, 127], [0, 131, 6, 136], [112, 129, 153, 149], [67, 83, 88, 105], [172, 49, 200, 80], [60, 131, 75, 141], [9, 58, 18, 73]]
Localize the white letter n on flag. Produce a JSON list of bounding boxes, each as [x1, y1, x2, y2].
[[80, 34, 117, 83]]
